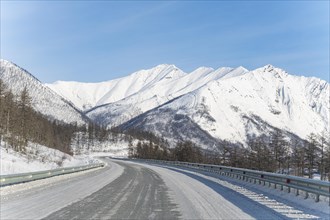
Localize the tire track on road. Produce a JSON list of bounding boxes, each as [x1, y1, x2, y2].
[[44, 161, 180, 220]]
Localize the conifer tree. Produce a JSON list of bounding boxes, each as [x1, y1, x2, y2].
[[270, 130, 288, 172], [305, 133, 318, 178]]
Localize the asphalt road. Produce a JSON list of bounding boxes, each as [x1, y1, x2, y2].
[[44, 161, 180, 220]]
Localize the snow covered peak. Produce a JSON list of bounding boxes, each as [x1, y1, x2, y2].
[[264, 64, 275, 71], [155, 63, 169, 67], [0, 59, 87, 125], [236, 66, 249, 72], [0, 59, 15, 67], [268, 65, 288, 76], [254, 64, 289, 80], [0, 58, 11, 65], [219, 66, 249, 80], [0, 59, 41, 83], [130, 64, 185, 79], [153, 63, 175, 69], [147, 64, 181, 74], [256, 64, 279, 73], [190, 67, 215, 74], [1, 59, 23, 70]]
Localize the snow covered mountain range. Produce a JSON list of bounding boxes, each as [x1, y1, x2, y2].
[[1, 59, 328, 148], [119, 65, 329, 148]]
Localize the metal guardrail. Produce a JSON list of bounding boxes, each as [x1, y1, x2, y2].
[[141, 159, 330, 204], [0, 163, 105, 187]]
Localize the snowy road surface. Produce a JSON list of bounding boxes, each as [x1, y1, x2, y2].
[[1, 158, 328, 219]]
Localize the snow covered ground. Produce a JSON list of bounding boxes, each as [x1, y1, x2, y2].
[[71, 139, 129, 158], [0, 143, 97, 175], [0, 139, 128, 175]]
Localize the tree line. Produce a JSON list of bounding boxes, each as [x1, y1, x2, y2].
[[129, 129, 330, 180]]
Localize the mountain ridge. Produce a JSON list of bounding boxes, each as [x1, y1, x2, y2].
[[46, 64, 186, 111], [117, 66, 328, 148], [1, 58, 328, 149]]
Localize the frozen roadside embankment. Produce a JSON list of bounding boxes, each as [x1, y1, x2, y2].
[[0, 143, 98, 175], [0, 140, 130, 175]]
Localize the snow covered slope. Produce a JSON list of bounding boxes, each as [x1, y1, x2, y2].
[[0, 59, 87, 125], [46, 64, 186, 111], [118, 65, 329, 147], [0, 142, 95, 175], [86, 66, 248, 127]]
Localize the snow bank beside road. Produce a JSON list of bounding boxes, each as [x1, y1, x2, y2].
[[138, 162, 329, 220], [0, 138, 130, 175], [0, 142, 96, 175]]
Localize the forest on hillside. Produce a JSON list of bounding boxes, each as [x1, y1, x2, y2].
[[0, 79, 110, 155], [129, 129, 330, 180]]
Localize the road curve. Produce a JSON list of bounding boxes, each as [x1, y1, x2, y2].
[[1, 158, 326, 219], [44, 161, 180, 219]]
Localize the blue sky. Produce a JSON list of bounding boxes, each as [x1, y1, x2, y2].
[[1, 1, 329, 83]]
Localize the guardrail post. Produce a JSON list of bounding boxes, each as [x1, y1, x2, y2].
[[315, 194, 320, 202], [286, 178, 291, 192], [304, 192, 309, 199]]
